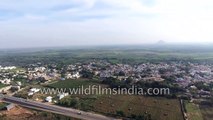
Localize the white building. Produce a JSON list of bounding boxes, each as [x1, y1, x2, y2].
[[45, 96, 53, 102], [35, 67, 46, 72], [66, 72, 80, 79], [17, 81, 22, 86], [58, 93, 69, 100], [28, 88, 40, 96], [28, 92, 34, 96], [0, 66, 16, 70], [0, 78, 11, 85], [30, 88, 40, 93]]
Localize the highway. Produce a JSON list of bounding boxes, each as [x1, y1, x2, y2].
[[1, 95, 117, 120]]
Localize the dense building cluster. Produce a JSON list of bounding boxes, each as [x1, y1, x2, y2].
[[0, 61, 213, 100]]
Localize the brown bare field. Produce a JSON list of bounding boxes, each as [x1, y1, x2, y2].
[[200, 105, 213, 120], [0, 106, 76, 120], [0, 106, 34, 120], [90, 95, 184, 120]]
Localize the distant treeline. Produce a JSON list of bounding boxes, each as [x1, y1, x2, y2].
[[1, 45, 213, 66]]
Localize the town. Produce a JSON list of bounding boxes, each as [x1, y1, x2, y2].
[[0, 60, 213, 105]]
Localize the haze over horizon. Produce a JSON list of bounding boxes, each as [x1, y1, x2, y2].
[[0, 0, 213, 48]]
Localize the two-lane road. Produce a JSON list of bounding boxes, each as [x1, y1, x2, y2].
[[2, 95, 117, 120]]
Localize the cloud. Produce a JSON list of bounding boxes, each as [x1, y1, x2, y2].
[[0, 0, 156, 21], [0, 0, 213, 48], [0, 0, 212, 21]]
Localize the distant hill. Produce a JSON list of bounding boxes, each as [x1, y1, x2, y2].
[[157, 40, 166, 44]]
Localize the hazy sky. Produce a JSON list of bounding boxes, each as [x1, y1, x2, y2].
[[0, 0, 213, 48]]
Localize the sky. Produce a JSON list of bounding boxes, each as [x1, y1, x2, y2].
[[0, 0, 213, 48]]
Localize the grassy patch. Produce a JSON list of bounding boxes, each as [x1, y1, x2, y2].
[[0, 102, 8, 110], [185, 102, 203, 120], [13, 78, 28, 86], [0, 83, 7, 89], [46, 79, 100, 89]]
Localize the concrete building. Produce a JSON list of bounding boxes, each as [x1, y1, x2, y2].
[[5, 104, 15, 111]]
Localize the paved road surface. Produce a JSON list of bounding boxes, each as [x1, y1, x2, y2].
[[2, 95, 117, 120]]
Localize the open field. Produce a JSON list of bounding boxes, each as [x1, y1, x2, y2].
[[0, 83, 7, 89], [89, 95, 184, 120], [185, 102, 203, 120], [184, 102, 213, 120], [45, 79, 184, 120], [2, 45, 213, 66], [0, 106, 77, 120], [46, 79, 101, 89], [200, 105, 213, 120]]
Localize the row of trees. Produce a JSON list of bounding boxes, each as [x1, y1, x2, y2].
[[58, 97, 79, 109], [116, 110, 152, 120], [102, 76, 184, 96]]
